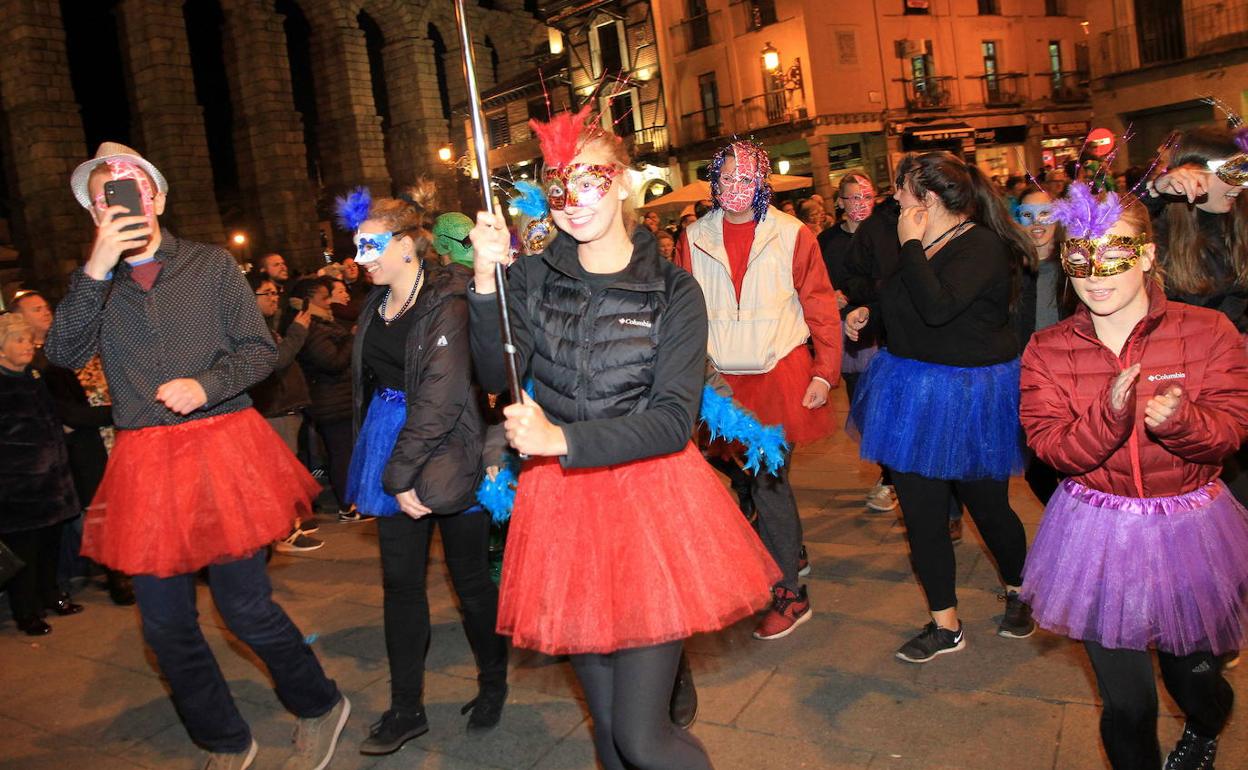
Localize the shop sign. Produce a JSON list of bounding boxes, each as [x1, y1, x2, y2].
[[902, 124, 974, 150], [827, 142, 863, 169], [974, 125, 1028, 145], [1044, 121, 1090, 137]]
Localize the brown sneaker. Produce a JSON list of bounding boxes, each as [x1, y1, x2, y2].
[[279, 695, 350, 770], [203, 739, 257, 770], [753, 585, 812, 640]]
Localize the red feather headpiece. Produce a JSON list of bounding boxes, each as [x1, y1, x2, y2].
[[529, 105, 597, 168]]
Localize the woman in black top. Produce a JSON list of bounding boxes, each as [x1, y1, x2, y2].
[[341, 192, 507, 755], [468, 109, 778, 770], [845, 151, 1037, 663]]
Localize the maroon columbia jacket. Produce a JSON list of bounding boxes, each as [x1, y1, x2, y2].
[[1021, 281, 1248, 498]]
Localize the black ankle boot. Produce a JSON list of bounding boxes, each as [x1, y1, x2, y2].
[[463, 683, 507, 732], [670, 651, 698, 729], [46, 594, 84, 616], [107, 572, 136, 606], [16, 615, 51, 636], [1164, 723, 1218, 770], [359, 709, 428, 755]]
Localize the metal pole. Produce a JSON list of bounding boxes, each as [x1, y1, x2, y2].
[[452, 0, 524, 404]]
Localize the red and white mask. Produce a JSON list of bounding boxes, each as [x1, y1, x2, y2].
[[717, 145, 765, 213]]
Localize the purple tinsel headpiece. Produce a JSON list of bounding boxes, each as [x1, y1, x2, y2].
[[1234, 127, 1248, 154], [333, 186, 372, 231], [708, 140, 773, 224], [1052, 181, 1122, 239]]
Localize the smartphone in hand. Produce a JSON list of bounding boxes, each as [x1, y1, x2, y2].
[[104, 179, 147, 234]]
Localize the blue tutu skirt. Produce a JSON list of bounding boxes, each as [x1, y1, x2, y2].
[[345, 388, 406, 517], [849, 350, 1023, 481]]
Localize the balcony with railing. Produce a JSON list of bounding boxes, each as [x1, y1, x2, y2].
[[1097, 1, 1248, 76], [680, 104, 733, 144], [1048, 70, 1090, 103], [896, 76, 955, 111], [668, 11, 722, 56], [740, 89, 794, 129], [977, 73, 1026, 106]]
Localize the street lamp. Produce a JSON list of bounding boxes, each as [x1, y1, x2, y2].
[[761, 42, 803, 93], [762, 43, 781, 73], [232, 232, 247, 246], [437, 146, 453, 163], [777, 159, 791, 175]]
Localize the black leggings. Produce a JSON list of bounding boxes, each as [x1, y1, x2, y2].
[[890, 470, 1027, 611], [570, 641, 713, 770], [1083, 641, 1233, 769], [377, 509, 507, 713]]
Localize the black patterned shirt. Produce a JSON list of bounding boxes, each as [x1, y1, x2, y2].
[[45, 229, 277, 429]]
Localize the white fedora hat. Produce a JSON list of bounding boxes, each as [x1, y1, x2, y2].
[[69, 142, 168, 210]]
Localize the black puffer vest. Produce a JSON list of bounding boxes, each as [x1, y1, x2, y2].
[[527, 229, 670, 424]]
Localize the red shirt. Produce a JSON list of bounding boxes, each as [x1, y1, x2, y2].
[[721, 219, 757, 302]]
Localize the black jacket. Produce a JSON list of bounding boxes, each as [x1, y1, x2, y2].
[[469, 227, 708, 469], [352, 263, 484, 513], [31, 350, 111, 505], [250, 322, 311, 417], [299, 314, 354, 422], [0, 368, 80, 534]]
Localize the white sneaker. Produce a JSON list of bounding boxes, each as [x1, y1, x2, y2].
[[865, 483, 898, 512]]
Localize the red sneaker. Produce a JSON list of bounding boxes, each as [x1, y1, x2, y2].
[[753, 585, 812, 640]]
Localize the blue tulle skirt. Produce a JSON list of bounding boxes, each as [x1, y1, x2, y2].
[[849, 350, 1023, 481], [345, 388, 406, 517]]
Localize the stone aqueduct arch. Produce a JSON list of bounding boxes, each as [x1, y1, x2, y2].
[[0, 0, 538, 289]]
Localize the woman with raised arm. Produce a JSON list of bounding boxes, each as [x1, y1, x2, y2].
[[467, 107, 778, 770]]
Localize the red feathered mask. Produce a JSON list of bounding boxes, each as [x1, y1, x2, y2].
[[529, 105, 597, 168]]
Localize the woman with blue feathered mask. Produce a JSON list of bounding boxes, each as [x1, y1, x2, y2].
[[334, 185, 508, 755]]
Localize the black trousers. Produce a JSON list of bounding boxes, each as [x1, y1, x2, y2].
[[570, 641, 713, 770], [1, 524, 63, 620], [890, 470, 1027, 611], [314, 417, 354, 509], [376, 509, 508, 713], [1083, 641, 1234, 770]]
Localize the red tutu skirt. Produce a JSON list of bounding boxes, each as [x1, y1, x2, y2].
[[498, 443, 780, 655], [722, 345, 833, 445], [82, 408, 321, 577]]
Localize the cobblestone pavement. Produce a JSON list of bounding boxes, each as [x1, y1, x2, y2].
[[2, 392, 1244, 769]]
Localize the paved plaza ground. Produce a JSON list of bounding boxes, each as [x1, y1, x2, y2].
[[2, 391, 1245, 769]]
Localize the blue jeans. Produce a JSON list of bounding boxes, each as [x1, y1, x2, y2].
[[132, 550, 339, 752]]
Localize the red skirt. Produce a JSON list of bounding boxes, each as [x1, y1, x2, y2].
[[82, 408, 321, 577], [722, 345, 833, 446], [498, 443, 780, 655]]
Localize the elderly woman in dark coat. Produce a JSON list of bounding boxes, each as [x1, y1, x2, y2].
[[0, 313, 82, 635]]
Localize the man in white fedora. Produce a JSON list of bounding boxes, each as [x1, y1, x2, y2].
[[47, 142, 350, 770]]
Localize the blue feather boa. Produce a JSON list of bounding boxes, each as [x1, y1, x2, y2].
[[699, 385, 787, 475], [476, 454, 520, 524], [472, 383, 787, 522]]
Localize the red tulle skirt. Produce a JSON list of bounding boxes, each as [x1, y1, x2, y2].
[[722, 345, 833, 445], [498, 443, 780, 655], [82, 408, 321, 577]]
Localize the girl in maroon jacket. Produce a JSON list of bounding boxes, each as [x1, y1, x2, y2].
[[1020, 185, 1248, 770]]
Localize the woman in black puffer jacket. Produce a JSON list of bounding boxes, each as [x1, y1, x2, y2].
[[0, 313, 82, 635], [340, 192, 505, 756]]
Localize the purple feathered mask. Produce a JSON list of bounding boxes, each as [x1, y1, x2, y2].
[[333, 187, 372, 231], [1052, 181, 1122, 240]]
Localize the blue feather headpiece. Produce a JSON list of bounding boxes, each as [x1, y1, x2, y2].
[[509, 181, 549, 219], [1052, 181, 1122, 240], [334, 186, 372, 231]]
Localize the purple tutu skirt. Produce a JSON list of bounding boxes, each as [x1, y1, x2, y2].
[[1022, 479, 1248, 655]]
